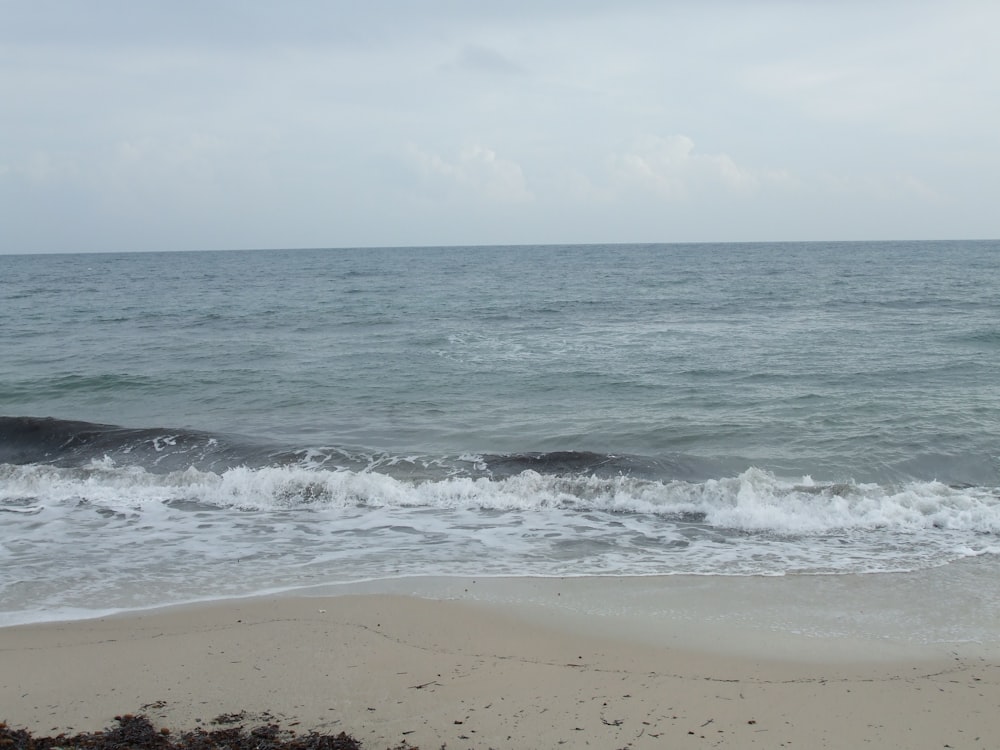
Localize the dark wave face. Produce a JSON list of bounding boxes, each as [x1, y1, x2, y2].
[[3, 415, 997, 490], [1, 416, 721, 482], [478, 450, 722, 481], [0, 416, 280, 473]]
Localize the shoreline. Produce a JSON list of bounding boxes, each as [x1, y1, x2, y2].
[[6, 555, 1000, 656], [3, 579, 999, 748]]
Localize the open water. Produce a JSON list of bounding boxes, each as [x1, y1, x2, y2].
[[1, 241, 999, 627]]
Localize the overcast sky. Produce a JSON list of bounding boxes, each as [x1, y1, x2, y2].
[[3, 1, 999, 253]]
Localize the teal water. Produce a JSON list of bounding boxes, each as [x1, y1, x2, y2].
[[1, 241, 999, 623]]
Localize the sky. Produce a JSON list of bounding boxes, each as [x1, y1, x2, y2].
[[2, 0, 999, 253]]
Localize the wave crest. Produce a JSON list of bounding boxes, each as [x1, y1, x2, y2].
[[3, 461, 997, 536]]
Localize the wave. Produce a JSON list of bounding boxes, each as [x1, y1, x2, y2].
[[4, 422, 1000, 616], [474, 450, 719, 480], [0, 416, 279, 472], [0, 417, 727, 480], [2, 457, 998, 537], [4, 413, 999, 489]]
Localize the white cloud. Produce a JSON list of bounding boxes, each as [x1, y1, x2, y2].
[[609, 135, 793, 201], [407, 144, 533, 204]]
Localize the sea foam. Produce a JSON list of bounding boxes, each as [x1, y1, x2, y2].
[[2, 460, 998, 535]]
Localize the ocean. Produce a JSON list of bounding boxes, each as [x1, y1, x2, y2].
[[2, 241, 999, 632]]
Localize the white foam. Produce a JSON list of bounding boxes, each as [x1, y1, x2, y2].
[[2, 461, 998, 535], [2, 461, 998, 626]]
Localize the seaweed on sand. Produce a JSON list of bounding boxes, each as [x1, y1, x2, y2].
[[0, 714, 420, 750]]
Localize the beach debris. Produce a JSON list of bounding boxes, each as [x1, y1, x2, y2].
[[0, 714, 380, 750], [407, 680, 439, 690], [211, 712, 249, 726]]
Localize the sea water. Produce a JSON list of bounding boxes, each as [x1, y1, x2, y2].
[[1, 241, 999, 634]]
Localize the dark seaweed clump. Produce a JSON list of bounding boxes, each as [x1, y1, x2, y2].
[[0, 714, 420, 750]]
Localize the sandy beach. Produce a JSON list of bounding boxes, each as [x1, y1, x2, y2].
[[2, 578, 998, 749]]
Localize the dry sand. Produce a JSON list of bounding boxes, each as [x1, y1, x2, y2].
[[2, 584, 998, 749]]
